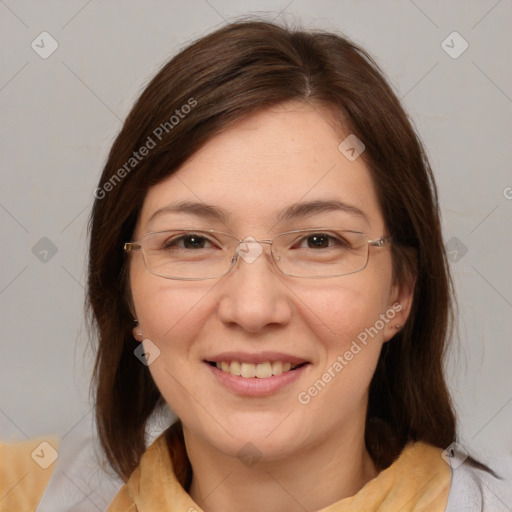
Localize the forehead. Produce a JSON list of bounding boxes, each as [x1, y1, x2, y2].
[[137, 101, 384, 234]]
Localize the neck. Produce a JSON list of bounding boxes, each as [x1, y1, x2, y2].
[[184, 424, 378, 512]]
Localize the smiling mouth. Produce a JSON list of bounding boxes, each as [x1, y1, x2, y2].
[[206, 360, 308, 379]]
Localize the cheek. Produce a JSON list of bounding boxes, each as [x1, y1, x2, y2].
[[130, 261, 216, 391], [293, 270, 392, 350], [291, 274, 392, 406], [294, 286, 388, 423], [130, 274, 217, 420], [130, 253, 209, 337]]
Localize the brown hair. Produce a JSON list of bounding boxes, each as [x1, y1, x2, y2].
[[88, 20, 456, 482]]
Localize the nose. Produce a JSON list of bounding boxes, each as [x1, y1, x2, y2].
[[216, 239, 292, 333]]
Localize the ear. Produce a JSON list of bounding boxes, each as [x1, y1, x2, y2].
[[383, 269, 416, 343], [132, 324, 143, 342], [125, 286, 142, 341], [132, 318, 143, 342]]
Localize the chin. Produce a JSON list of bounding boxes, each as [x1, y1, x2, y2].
[[236, 417, 310, 458]]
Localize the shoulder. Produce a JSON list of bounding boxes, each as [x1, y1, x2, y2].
[[31, 419, 124, 511], [445, 455, 512, 512], [1, 420, 125, 512], [0, 436, 59, 512]]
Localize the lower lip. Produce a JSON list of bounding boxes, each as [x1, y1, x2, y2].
[[205, 362, 310, 397]]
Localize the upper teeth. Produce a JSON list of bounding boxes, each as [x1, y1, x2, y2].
[[215, 361, 298, 378]]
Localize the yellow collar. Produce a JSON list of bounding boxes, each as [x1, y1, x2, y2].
[[108, 434, 451, 512]]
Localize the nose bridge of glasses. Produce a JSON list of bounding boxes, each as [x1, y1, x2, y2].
[[237, 237, 273, 247], [232, 236, 275, 266], [134, 230, 379, 280]]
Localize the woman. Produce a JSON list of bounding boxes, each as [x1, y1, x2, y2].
[[1, 19, 508, 512]]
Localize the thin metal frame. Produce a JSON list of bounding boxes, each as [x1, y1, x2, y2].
[[124, 228, 392, 280]]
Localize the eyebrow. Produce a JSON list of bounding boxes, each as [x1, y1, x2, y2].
[[147, 199, 368, 226], [148, 201, 227, 224], [276, 199, 368, 224]]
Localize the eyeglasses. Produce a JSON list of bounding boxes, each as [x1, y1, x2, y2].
[[124, 228, 391, 280]]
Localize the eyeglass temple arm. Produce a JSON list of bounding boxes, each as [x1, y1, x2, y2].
[[123, 237, 391, 252], [368, 237, 392, 247], [124, 242, 142, 252]]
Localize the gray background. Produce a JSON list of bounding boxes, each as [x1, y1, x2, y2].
[[1, 0, 511, 466]]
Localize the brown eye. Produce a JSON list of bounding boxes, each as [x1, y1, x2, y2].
[[306, 234, 330, 248], [162, 233, 213, 250], [181, 234, 207, 249]]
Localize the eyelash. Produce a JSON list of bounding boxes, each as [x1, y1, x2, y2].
[[161, 232, 350, 250]]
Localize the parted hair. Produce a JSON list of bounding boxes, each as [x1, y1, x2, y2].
[[88, 20, 457, 482]]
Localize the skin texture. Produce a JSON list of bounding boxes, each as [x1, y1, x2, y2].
[[129, 101, 414, 512]]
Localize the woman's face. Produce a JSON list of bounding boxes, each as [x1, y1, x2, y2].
[[129, 101, 412, 460]]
